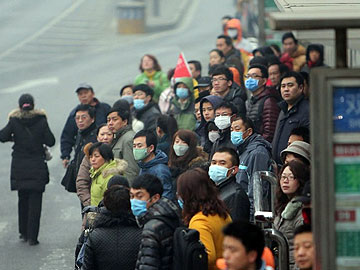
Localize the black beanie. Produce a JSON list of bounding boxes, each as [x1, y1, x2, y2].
[[133, 84, 154, 97], [18, 94, 34, 111]]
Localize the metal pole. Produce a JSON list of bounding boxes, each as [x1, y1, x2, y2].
[[258, 0, 266, 46], [335, 28, 347, 68]]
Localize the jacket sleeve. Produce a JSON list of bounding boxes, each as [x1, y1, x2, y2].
[[0, 120, 13, 142], [262, 97, 280, 143], [156, 166, 173, 200], [82, 235, 95, 270], [60, 112, 78, 159], [43, 119, 56, 147], [232, 189, 250, 222], [233, 96, 246, 115], [76, 156, 92, 206], [122, 137, 140, 182]]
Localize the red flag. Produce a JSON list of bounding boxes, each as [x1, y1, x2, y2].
[[173, 52, 192, 78]]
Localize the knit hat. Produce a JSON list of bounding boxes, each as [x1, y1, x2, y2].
[[133, 84, 154, 97], [280, 141, 311, 164], [18, 93, 34, 111]]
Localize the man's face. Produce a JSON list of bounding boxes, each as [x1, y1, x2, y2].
[[107, 111, 127, 133], [194, 102, 201, 121], [309, 50, 320, 63], [77, 89, 95, 105], [130, 188, 159, 209], [215, 107, 233, 118], [133, 136, 153, 154], [281, 77, 303, 105], [212, 74, 232, 95], [189, 63, 200, 79], [133, 90, 150, 105], [283, 37, 297, 54], [75, 110, 94, 130], [231, 119, 252, 140], [223, 236, 257, 270], [211, 152, 237, 177], [216, 38, 231, 55], [246, 68, 266, 91], [294, 232, 314, 270], [268, 64, 281, 86]]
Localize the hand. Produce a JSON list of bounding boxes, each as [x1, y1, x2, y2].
[[62, 159, 70, 168], [147, 81, 155, 88]]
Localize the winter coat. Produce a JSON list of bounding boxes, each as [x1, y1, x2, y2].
[[157, 134, 171, 157], [60, 99, 110, 160], [132, 101, 161, 132], [90, 159, 128, 206], [82, 208, 142, 270], [138, 150, 173, 200], [217, 175, 250, 222], [76, 156, 92, 206], [168, 77, 196, 131], [111, 125, 139, 183], [134, 71, 170, 102], [274, 199, 303, 270], [272, 96, 309, 165], [280, 45, 306, 72], [158, 87, 174, 115], [235, 134, 272, 218], [0, 109, 55, 192], [224, 85, 246, 115], [224, 47, 244, 77], [246, 86, 281, 143], [135, 197, 181, 270], [210, 128, 236, 159]]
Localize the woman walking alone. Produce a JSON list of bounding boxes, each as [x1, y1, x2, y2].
[[0, 94, 55, 245]]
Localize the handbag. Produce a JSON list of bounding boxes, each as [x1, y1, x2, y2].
[[61, 160, 77, 193]]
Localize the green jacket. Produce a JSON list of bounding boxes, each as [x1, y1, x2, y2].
[[169, 77, 196, 130], [90, 159, 128, 206], [134, 71, 170, 102]]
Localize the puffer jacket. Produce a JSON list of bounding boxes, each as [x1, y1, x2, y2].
[[274, 199, 303, 270], [0, 109, 55, 192], [132, 101, 161, 132], [90, 159, 128, 206], [138, 150, 173, 200], [135, 197, 181, 270], [82, 208, 142, 270], [168, 77, 196, 131], [246, 86, 281, 143]]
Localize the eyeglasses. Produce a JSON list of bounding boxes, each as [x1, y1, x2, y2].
[[280, 174, 295, 181], [211, 78, 227, 83], [245, 74, 262, 79], [75, 115, 89, 121]]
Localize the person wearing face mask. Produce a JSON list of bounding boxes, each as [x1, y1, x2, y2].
[[132, 84, 161, 133], [168, 77, 196, 130], [245, 64, 281, 143], [168, 129, 208, 183], [133, 130, 173, 200], [204, 122, 220, 154], [130, 174, 181, 270], [231, 116, 272, 219], [119, 84, 134, 107], [209, 147, 250, 221], [210, 101, 237, 158]]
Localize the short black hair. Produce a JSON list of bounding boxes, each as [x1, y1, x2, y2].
[[133, 130, 158, 151], [232, 115, 255, 132], [214, 147, 239, 166], [131, 174, 163, 197], [215, 101, 237, 115], [75, 104, 95, 119], [222, 15, 233, 21], [209, 49, 225, 58], [89, 142, 114, 162], [280, 71, 304, 88], [120, 84, 133, 96], [188, 60, 202, 72], [107, 107, 130, 123], [282, 32, 298, 44], [249, 56, 268, 67], [223, 221, 265, 269], [217, 34, 233, 46], [294, 223, 312, 236], [270, 43, 281, 54], [107, 175, 130, 189], [133, 84, 154, 98], [103, 185, 131, 214], [290, 126, 310, 143], [248, 64, 269, 78], [211, 65, 233, 82]]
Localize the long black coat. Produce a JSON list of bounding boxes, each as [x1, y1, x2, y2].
[[0, 109, 55, 192], [82, 209, 142, 270]]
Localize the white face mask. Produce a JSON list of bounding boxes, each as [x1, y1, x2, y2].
[[208, 131, 220, 143], [227, 29, 238, 38], [214, 115, 231, 130]]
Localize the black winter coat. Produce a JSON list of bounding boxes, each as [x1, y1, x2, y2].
[[133, 101, 161, 131], [224, 86, 246, 115], [0, 109, 55, 192], [82, 209, 142, 270], [135, 197, 181, 270]]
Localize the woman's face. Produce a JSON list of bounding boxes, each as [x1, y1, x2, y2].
[[90, 150, 106, 170], [121, 87, 133, 96], [97, 126, 113, 144], [174, 136, 188, 146], [209, 51, 224, 66], [141, 55, 154, 71], [280, 166, 300, 196]]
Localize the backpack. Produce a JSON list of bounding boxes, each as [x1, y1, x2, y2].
[[152, 216, 208, 270]]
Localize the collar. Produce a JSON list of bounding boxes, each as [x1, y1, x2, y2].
[[79, 121, 97, 135]]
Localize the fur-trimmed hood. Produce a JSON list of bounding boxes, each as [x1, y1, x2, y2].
[[8, 108, 47, 120], [90, 158, 128, 179]]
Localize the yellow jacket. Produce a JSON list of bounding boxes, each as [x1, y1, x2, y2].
[[189, 212, 232, 270]]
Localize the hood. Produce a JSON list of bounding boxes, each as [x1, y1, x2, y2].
[[188, 146, 209, 168], [224, 18, 242, 43], [8, 108, 47, 126], [199, 95, 224, 125], [238, 133, 272, 154], [174, 77, 194, 93], [93, 208, 137, 228], [90, 158, 128, 179], [138, 150, 168, 169], [306, 43, 324, 65]]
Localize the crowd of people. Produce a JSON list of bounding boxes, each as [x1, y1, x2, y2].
[[0, 12, 322, 270]]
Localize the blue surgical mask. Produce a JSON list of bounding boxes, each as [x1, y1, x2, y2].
[[134, 99, 145, 110], [231, 131, 244, 146], [173, 144, 189, 156], [177, 198, 184, 209], [176, 88, 189, 99], [121, 95, 134, 105], [130, 199, 147, 217], [208, 165, 229, 183], [245, 78, 260, 92]]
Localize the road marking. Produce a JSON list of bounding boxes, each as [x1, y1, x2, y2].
[[0, 77, 59, 94], [0, 0, 87, 61]]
